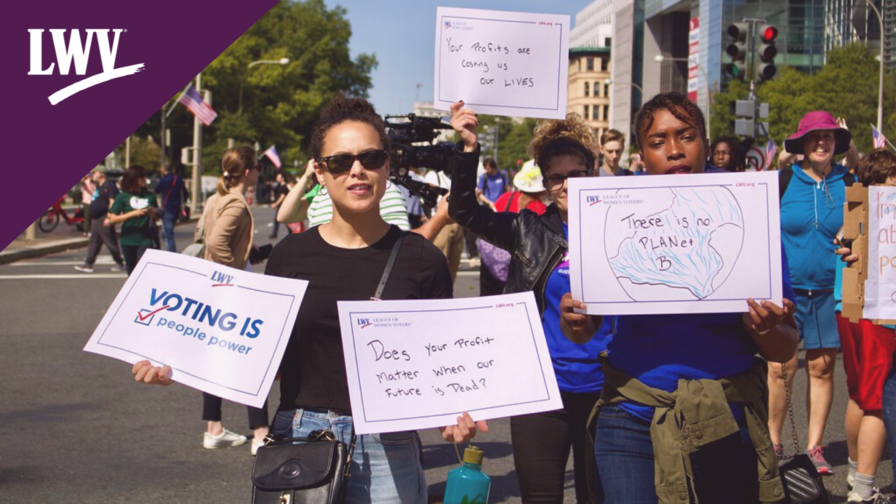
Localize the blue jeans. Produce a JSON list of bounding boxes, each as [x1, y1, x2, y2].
[[594, 405, 759, 503], [882, 358, 896, 483], [162, 209, 177, 252], [270, 409, 427, 504]]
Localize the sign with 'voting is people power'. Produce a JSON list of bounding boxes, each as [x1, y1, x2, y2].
[[433, 7, 570, 119], [84, 250, 307, 408], [337, 292, 562, 435]]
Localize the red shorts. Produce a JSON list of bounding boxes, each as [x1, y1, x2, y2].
[[836, 314, 896, 411]]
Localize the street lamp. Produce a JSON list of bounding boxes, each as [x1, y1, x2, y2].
[[653, 54, 713, 139], [854, 0, 885, 132], [605, 78, 643, 93], [239, 58, 290, 113]]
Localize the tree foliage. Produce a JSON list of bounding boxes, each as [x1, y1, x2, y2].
[[712, 43, 896, 155], [131, 0, 377, 176]]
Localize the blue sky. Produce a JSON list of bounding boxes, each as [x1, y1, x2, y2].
[[321, 0, 595, 115]]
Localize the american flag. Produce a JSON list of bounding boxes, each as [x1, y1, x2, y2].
[[873, 125, 888, 150], [764, 139, 777, 171], [263, 146, 281, 169], [177, 84, 217, 126]]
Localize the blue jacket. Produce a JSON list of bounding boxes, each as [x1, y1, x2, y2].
[[781, 163, 850, 289]]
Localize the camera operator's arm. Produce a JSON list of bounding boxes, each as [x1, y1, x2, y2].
[[411, 191, 454, 242], [277, 160, 316, 224], [448, 101, 518, 250]]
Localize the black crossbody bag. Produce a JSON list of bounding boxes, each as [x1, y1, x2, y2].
[[251, 234, 405, 504], [778, 363, 830, 504]]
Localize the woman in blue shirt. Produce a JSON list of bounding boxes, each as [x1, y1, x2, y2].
[[769, 111, 855, 475], [561, 92, 799, 503]]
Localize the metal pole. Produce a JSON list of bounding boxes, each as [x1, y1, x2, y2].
[[160, 104, 166, 168], [125, 135, 130, 168], [191, 72, 202, 215], [863, 0, 884, 132]]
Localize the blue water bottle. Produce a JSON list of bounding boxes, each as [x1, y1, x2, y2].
[[443, 446, 491, 504]]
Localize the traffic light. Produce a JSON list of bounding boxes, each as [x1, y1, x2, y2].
[[725, 23, 749, 80], [757, 24, 778, 81]]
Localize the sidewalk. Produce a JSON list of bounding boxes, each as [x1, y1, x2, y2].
[[0, 217, 198, 265]]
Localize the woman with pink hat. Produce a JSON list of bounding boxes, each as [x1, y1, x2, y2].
[[769, 110, 856, 476]]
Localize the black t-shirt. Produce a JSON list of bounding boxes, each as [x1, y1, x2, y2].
[[265, 225, 453, 412], [89, 180, 119, 218]]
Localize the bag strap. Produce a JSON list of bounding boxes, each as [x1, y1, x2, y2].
[[372, 233, 405, 301], [781, 363, 801, 455], [163, 174, 177, 207]]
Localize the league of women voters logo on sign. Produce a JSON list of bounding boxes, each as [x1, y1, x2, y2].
[[28, 29, 145, 105]]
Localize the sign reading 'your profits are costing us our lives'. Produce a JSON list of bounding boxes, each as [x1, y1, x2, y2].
[[338, 292, 562, 435], [84, 250, 308, 408]]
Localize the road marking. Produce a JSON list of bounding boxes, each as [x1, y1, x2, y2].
[[457, 271, 479, 277], [0, 274, 126, 279], [9, 259, 117, 266]]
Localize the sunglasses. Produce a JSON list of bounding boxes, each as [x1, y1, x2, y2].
[[317, 149, 388, 175]]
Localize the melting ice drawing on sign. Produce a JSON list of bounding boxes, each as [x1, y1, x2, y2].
[[568, 172, 783, 315], [607, 187, 744, 301]]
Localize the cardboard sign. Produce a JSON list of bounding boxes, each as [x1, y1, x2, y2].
[[856, 186, 896, 321], [568, 172, 783, 315], [83, 249, 307, 407], [337, 292, 562, 435], [433, 7, 569, 119]]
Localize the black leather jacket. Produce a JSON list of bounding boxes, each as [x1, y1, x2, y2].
[[449, 146, 567, 315]]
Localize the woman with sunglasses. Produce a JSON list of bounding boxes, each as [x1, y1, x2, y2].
[[449, 102, 613, 503], [561, 92, 798, 503], [135, 95, 484, 503]]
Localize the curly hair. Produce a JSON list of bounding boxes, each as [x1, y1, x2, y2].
[[633, 92, 707, 151], [310, 94, 390, 160], [217, 146, 257, 196], [858, 149, 896, 186], [528, 113, 596, 174]]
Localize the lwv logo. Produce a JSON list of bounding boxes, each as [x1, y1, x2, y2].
[[28, 29, 145, 105]]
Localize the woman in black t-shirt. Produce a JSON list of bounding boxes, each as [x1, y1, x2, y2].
[[133, 95, 485, 503]]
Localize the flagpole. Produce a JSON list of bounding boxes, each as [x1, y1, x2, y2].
[[166, 83, 191, 118], [191, 73, 203, 216]]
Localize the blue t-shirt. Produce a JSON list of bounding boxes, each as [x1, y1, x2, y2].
[[781, 163, 850, 289], [542, 222, 612, 393], [478, 171, 507, 202], [155, 173, 186, 212], [608, 245, 796, 422]]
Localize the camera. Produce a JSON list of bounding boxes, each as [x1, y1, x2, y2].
[[384, 113, 455, 207]]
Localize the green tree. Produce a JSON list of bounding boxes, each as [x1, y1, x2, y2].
[[132, 0, 377, 177], [713, 44, 895, 155]]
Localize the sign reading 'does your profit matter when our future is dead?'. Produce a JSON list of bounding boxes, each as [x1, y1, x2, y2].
[[433, 7, 570, 119], [83, 250, 308, 408], [337, 292, 562, 435]]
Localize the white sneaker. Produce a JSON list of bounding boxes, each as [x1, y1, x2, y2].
[[202, 429, 247, 449], [251, 438, 265, 456], [74, 265, 94, 273]]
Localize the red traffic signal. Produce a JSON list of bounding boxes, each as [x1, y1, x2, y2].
[[760, 25, 778, 42]]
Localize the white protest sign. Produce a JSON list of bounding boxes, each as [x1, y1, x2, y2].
[[83, 249, 307, 408], [337, 292, 562, 435], [863, 186, 896, 319], [433, 7, 569, 119], [568, 172, 783, 315]]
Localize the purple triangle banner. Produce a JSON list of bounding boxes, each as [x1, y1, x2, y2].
[[2, 0, 279, 250]]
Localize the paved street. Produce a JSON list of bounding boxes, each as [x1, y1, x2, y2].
[[0, 205, 891, 503]]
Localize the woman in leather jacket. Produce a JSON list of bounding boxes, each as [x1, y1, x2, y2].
[[449, 101, 612, 503]]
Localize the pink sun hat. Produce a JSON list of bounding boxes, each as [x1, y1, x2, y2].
[[784, 111, 851, 155]]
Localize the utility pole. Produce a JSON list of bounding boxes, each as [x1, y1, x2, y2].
[[191, 73, 203, 215], [160, 103, 166, 168]]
